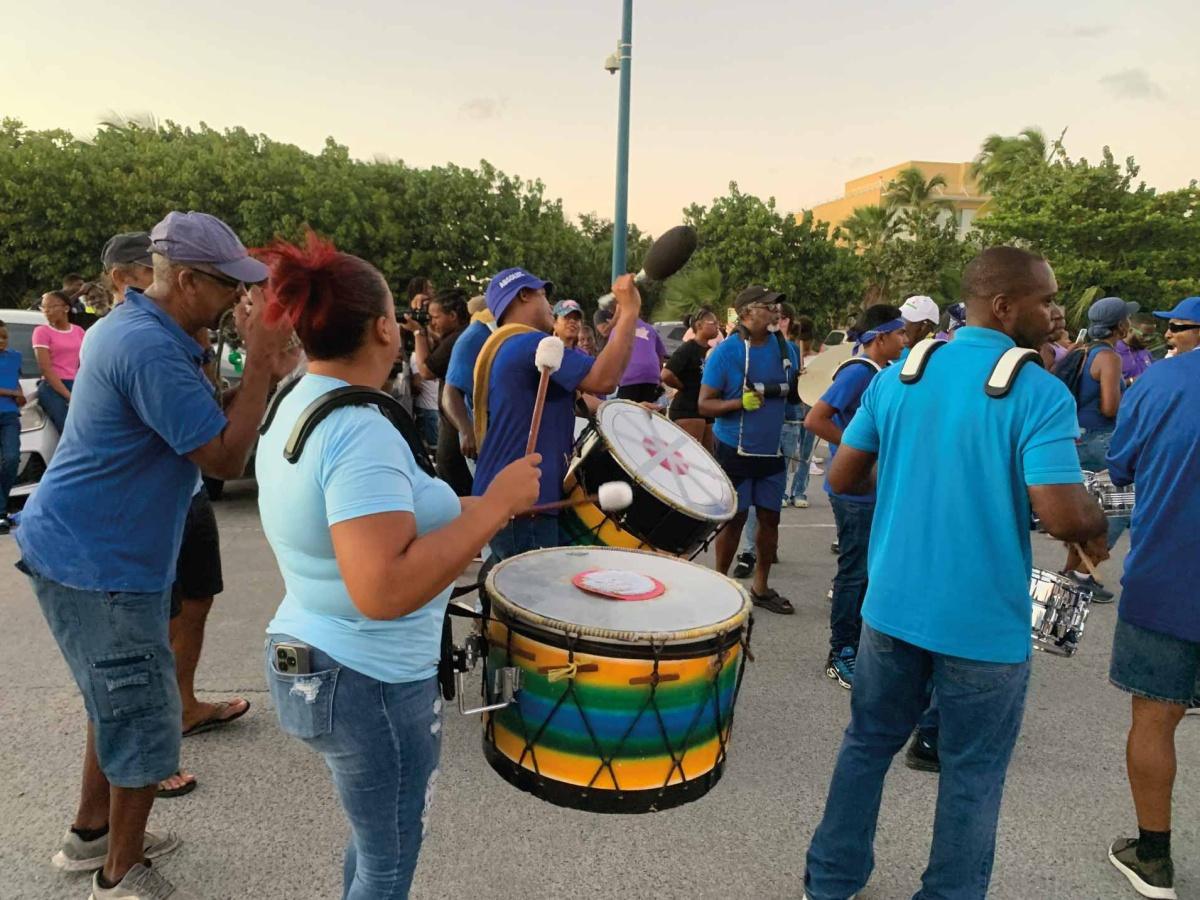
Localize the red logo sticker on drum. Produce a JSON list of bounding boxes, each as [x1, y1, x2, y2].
[[641, 436, 690, 476], [572, 568, 666, 601]]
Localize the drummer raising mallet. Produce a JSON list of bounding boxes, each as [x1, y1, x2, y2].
[[471, 269, 641, 560]]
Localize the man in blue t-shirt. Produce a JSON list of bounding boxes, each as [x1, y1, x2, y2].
[[1102, 296, 1200, 897], [804, 304, 908, 688], [0, 318, 26, 532], [442, 303, 494, 462], [472, 267, 639, 560], [803, 247, 1108, 900], [15, 212, 297, 899], [700, 285, 799, 614]]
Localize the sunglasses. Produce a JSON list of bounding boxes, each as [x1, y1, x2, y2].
[[747, 302, 781, 312], [187, 267, 247, 294], [1167, 322, 1200, 333]]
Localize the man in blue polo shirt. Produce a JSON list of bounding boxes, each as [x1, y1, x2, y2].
[[804, 304, 908, 688], [700, 285, 800, 614], [803, 247, 1108, 900], [1103, 295, 1200, 900], [16, 212, 295, 900], [472, 268, 639, 560]]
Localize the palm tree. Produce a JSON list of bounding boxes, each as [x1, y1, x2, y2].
[[659, 262, 724, 322], [839, 205, 897, 252], [884, 167, 955, 214], [970, 127, 1065, 193]]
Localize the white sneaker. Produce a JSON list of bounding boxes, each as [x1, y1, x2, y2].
[[809, 463, 824, 476], [90, 862, 194, 899], [792, 498, 810, 508], [811, 456, 824, 465], [53, 828, 180, 872]]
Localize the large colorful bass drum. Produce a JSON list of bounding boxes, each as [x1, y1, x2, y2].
[[560, 400, 736, 557], [479, 546, 752, 813]]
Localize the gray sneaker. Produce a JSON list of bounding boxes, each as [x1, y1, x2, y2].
[[1108, 837, 1176, 899], [53, 828, 181, 872], [90, 863, 193, 899]]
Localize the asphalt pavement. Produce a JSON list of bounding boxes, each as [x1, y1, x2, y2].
[[2, 479, 1195, 900]]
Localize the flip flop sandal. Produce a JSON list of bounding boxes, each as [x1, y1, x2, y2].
[[182, 698, 251, 738], [750, 588, 795, 615], [157, 772, 197, 799]]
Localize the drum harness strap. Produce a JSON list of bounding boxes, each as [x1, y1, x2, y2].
[[899, 338, 1041, 399], [471, 322, 539, 452], [735, 329, 799, 458]]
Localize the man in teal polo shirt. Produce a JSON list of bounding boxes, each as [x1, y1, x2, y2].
[[803, 247, 1108, 900]]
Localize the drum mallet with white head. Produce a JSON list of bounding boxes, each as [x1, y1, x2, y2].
[[522, 481, 634, 516], [526, 336, 565, 455]]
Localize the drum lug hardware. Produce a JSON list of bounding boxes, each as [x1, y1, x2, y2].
[[457, 665, 522, 716]]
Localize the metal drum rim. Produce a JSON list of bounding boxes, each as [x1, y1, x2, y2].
[[590, 399, 737, 523], [484, 546, 751, 645]]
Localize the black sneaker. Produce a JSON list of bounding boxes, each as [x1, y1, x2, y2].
[[825, 646, 855, 689], [905, 731, 940, 773], [829, 541, 840, 555], [732, 552, 755, 579], [0, 515, 10, 535], [1063, 569, 1115, 603], [1108, 837, 1176, 899]]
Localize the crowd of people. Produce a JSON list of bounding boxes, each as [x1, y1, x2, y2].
[[3, 210, 1198, 900]]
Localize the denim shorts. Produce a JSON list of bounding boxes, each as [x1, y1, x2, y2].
[[1110, 617, 1200, 705], [22, 561, 181, 787]]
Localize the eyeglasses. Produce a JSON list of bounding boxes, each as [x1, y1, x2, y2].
[[1167, 322, 1200, 333], [747, 302, 781, 312], [186, 267, 247, 295]]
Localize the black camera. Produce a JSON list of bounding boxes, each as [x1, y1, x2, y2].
[[398, 309, 430, 327]]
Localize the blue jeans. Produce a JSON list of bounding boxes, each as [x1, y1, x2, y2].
[[1076, 428, 1128, 549], [23, 560, 180, 787], [266, 637, 442, 900], [488, 513, 562, 561], [37, 378, 72, 435], [783, 417, 816, 501], [0, 411, 19, 506], [805, 625, 1030, 900], [829, 495, 873, 651], [415, 407, 439, 450]]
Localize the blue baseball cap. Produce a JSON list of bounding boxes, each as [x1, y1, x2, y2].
[[149, 211, 268, 284], [1088, 296, 1139, 328], [553, 299, 582, 318], [1152, 296, 1200, 323], [485, 267, 554, 322]]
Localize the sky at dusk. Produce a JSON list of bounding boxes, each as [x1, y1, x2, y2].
[[4, 0, 1198, 234]]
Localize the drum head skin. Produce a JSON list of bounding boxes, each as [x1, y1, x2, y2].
[[594, 400, 736, 522], [487, 546, 749, 644]]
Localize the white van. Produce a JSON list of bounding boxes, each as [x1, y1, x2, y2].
[[0, 309, 59, 504]]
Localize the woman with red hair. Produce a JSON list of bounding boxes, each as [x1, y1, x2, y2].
[[255, 232, 540, 899]]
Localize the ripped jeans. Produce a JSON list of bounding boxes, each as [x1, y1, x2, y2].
[[266, 636, 442, 900]]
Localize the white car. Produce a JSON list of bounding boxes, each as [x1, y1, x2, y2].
[[0, 309, 59, 503]]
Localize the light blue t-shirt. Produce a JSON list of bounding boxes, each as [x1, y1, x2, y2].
[[258, 374, 461, 683], [16, 290, 225, 592], [842, 327, 1082, 663], [702, 333, 800, 456]]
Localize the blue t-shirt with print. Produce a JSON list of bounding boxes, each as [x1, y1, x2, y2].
[[702, 333, 800, 456], [819, 359, 879, 503], [16, 289, 226, 592], [1107, 350, 1200, 642], [0, 348, 21, 413], [445, 319, 493, 414], [259, 373, 461, 683], [841, 327, 1082, 663], [473, 331, 594, 508]]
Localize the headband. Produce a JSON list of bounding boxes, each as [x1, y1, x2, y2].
[[853, 317, 905, 352]]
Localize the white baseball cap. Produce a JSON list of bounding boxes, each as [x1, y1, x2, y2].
[[900, 295, 939, 325]]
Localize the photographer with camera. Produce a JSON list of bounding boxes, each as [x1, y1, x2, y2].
[[699, 285, 800, 615], [398, 302, 438, 450]]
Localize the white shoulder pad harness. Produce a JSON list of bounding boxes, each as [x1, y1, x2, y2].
[[899, 338, 1041, 399], [833, 357, 881, 379]]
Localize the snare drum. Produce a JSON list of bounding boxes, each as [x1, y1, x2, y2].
[[1084, 470, 1135, 517], [1030, 567, 1092, 656], [480, 546, 752, 813], [560, 400, 736, 557]]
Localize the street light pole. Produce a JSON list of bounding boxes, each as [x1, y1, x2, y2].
[[611, 0, 633, 282]]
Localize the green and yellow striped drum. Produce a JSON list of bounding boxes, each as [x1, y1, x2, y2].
[[479, 546, 752, 813], [561, 400, 737, 557]]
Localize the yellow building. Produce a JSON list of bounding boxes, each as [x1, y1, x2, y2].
[[805, 160, 990, 239]]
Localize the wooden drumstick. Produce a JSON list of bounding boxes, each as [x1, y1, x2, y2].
[[520, 481, 634, 517], [1072, 543, 1101, 577], [526, 336, 565, 455]]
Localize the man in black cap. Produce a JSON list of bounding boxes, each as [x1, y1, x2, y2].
[[17, 211, 297, 899], [79, 232, 155, 361], [699, 285, 799, 614]]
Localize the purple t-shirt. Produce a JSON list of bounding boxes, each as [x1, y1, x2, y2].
[[1115, 340, 1151, 381], [619, 320, 667, 386]]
